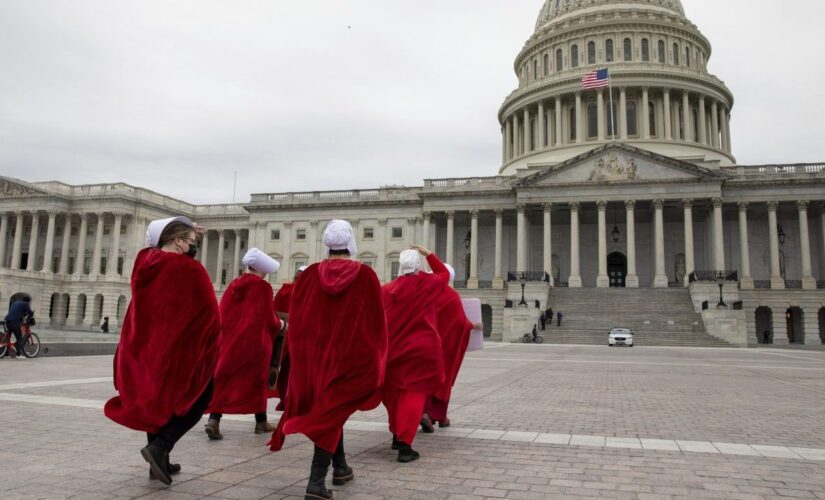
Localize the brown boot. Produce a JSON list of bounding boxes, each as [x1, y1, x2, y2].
[[205, 419, 223, 440], [254, 421, 275, 434]]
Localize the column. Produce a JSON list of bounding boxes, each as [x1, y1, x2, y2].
[[619, 88, 628, 140], [445, 211, 455, 266], [698, 96, 707, 145], [821, 208, 825, 282], [107, 213, 122, 275], [422, 212, 431, 248], [74, 214, 88, 275], [711, 101, 720, 148], [468, 210, 479, 289], [11, 212, 24, 270], [720, 107, 730, 152], [683, 92, 692, 142], [569, 203, 582, 288], [683, 200, 695, 285], [767, 202, 784, 289], [537, 101, 546, 150], [798, 201, 816, 289], [200, 229, 210, 273], [511, 114, 519, 156], [282, 222, 292, 282], [724, 108, 732, 153], [516, 205, 527, 274], [308, 221, 318, 263], [625, 201, 639, 288], [41, 211, 57, 273], [641, 88, 650, 140], [543, 204, 552, 285], [501, 126, 507, 164], [0, 212, 8, 268], [595, 201, 609, 287], [712, 198, 725, 270], [575, 92, 583, 144], [493, 209, 504, 288], [58, 214, 72, 274], [555, 98, 563, 146], [378, 219, 388, 281], [215, 230, 225, 286], [504, 120, 512, 161], [597, 89, 606, 140], [233, 228, 242, 278], [90, 214, 104, 277], [663, 89, 672, 140], [653, 199, 668, 287], [738, 203, 754, 289], [26, 212, 40, 272], [523, 108, 531, 153]]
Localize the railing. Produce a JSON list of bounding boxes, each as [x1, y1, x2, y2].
[[251, 187, 421, 204], [478, 281, 494, 289], [785, 280, 803, 290], [423, 176, 508, 189], [668, 281, 683, 288], [507, 271, 549, 282], [688, 270, 739, 283], [721, 163, 825, 177], [754, 280, 772, 289]]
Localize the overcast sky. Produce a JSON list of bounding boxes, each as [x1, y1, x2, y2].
[[1, 1, 823, 204]]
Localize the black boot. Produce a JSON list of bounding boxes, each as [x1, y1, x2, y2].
[[331, 440, 353, 486], [149, 461, 181, 480], [140, 442, 172, 485], [305, 464, 332, 500], [391, 434, 400, 450], [397, 442, 420, 463]]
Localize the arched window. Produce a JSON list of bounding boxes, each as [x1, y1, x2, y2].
[[587, 41, 596, 64], [544, 54, 550, 75], [658, 40, 665, 63], [569, 107, 577, 141], [649, 101, 656, 137], [556, 49, 563, 71], [605, 39, 614, 62], [533, 59, 539, 79], [571, 44, 579, 68], [626, 101, 638, 136], [673, 43, 680, 65], [623, 38, 633, 61], [587, 103, 598, 139], [607, 101, 618, 137], [641, 38, 650, 61], [685, 47, 691, 67]]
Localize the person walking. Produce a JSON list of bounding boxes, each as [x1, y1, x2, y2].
[[556, 311, 563, 327], [104, 216, 220, 486], [539, 312, 546, 331], [100, 316, 109, 333]]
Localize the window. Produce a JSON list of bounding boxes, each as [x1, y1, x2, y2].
[[658, 40, 665, 63], [100, 257, 107, 274], [627, 101, 638, 136], [296, 229, 306, 240], [587, 41, 596, 64], [543, 54, 549, 75], [623, 38, 632, 61], [685, 47, 691, 67], [641, 38, 650, 61], [87, 226, 93, 236], [363, 227, 374, 239], [570, 44, 578, 68], [605, 39, 614, 62], [391, 227, 403, 239], [569, 107, 577, 141], [223, 240, 229, 250], [56, 227, 63, 237], [117, 257, 124, 275], [270, 229, 280, 241], [71, 226, 78, 236], [120, 224, 127, 235], [587, 104, 598, 139], [692, 108, 699, 142], [390, 261, 400, 280], [678, 104, 685, 139], [673, 43, 680, 65], [241, 240, 246, 250], [293, 260, 307, 275], [556, 49, 563, 71], [533, 59, 538, 79], [103, 225, 110, 236], [649, 101, 657, 137]]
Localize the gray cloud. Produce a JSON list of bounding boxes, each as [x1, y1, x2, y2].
[[0, 1, 823, 203]]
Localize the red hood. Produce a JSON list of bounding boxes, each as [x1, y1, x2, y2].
[[224, 273, 264, 301], [318, 259, 362, 296]]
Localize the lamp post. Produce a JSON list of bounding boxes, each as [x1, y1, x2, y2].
[[519, 272, 527, 306], [716, 281, 727, 309]]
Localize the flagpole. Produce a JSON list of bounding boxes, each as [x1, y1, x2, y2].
[[607, 69, 615, 142]]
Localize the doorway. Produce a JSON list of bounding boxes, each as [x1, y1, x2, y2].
[[607, 252, 627, 288], [755, 306, 773, 344], [786, 307, 804, 344]]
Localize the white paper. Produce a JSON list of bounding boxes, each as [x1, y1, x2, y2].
[[461, 298, 484, 351]]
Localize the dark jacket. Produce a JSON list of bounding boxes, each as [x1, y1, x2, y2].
[[5, 300, 34, 325]]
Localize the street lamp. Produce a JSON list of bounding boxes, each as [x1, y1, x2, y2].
[[777, 225, 786, 246], [464, 230, 471, 250], [716, 281, 727, 309], [611, 205, 620, 243], [519, 272, 527, 306]]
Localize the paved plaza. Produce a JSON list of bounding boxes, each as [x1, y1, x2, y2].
[[1, 344, 824, 499]]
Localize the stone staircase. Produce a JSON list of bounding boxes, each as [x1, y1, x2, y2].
[[543, 288, 731, 347]]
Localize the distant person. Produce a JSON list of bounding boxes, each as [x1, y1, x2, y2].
[[556, 311, 563, 327], [532, 325, 538, 341], [539, 312, 546, 331], [100, 317, 109, 333], [4, 293, 34, 359]]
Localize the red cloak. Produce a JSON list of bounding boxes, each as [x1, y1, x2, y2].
[[207, 273, 281, 415], [272, 282, 294, 404], [272, 282, 294, 315], [104, 248, 220, 433], [381, 253, 449, 394], [269, 259, 387, 454], [433, 287, 473, 402]]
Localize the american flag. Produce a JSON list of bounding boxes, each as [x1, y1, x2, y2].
[[582, 68, 609, 89]]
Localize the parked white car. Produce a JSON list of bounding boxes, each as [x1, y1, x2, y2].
[[608, 328, 634, 347]]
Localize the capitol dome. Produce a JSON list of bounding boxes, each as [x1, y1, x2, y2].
[[499, 0, 735, 175]]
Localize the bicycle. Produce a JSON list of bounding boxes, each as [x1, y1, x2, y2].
[[521, 333, 544, 344], [0, 320, 42, 358]]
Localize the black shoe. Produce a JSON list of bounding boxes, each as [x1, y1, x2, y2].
[[391, 434, 400, 450], [141, 443, 172, 485], [149, 462, 181, 480], [397, 442, 420, 463], [305, 464, 333, 500], [332, 465, 353, 486], [420, 414, 435, 434]]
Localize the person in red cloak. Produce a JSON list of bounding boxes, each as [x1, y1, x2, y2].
[[420, 264, 480, 432], [269, 219, 386, 500], [381, 245, 449, 463], [271, 265, 307, 411], [204, 248, 285, 440], [104, 216, 219, 486]]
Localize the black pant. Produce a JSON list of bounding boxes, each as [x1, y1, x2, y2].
[[210, 412, 267, 423], [147, 380, 214, 452], [540, 320, 546, 331], [7, 323, 23, 356], [312, 432, 346, 468]]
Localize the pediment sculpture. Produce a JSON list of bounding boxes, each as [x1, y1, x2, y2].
[[0, 179, 42, 196], [588, 152, 638, 182]]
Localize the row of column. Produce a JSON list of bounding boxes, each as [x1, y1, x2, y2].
[[200, 228, 247, 286], [0, 211, 133, 278], [501, 87, 732, 163]]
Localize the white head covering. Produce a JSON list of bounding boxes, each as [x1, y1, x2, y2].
[[242, 248, 280, 274], [323, 220, 357, 257], [298, 265, 309, 272], [444, 264, 456, 282], [399, 249, 422, 276], [145, 216, 194, 247]]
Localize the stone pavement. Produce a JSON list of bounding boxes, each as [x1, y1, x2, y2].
[[0, 344, 824, 499]]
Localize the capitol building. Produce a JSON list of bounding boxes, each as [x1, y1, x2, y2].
[[1, 0, 824, 346]]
